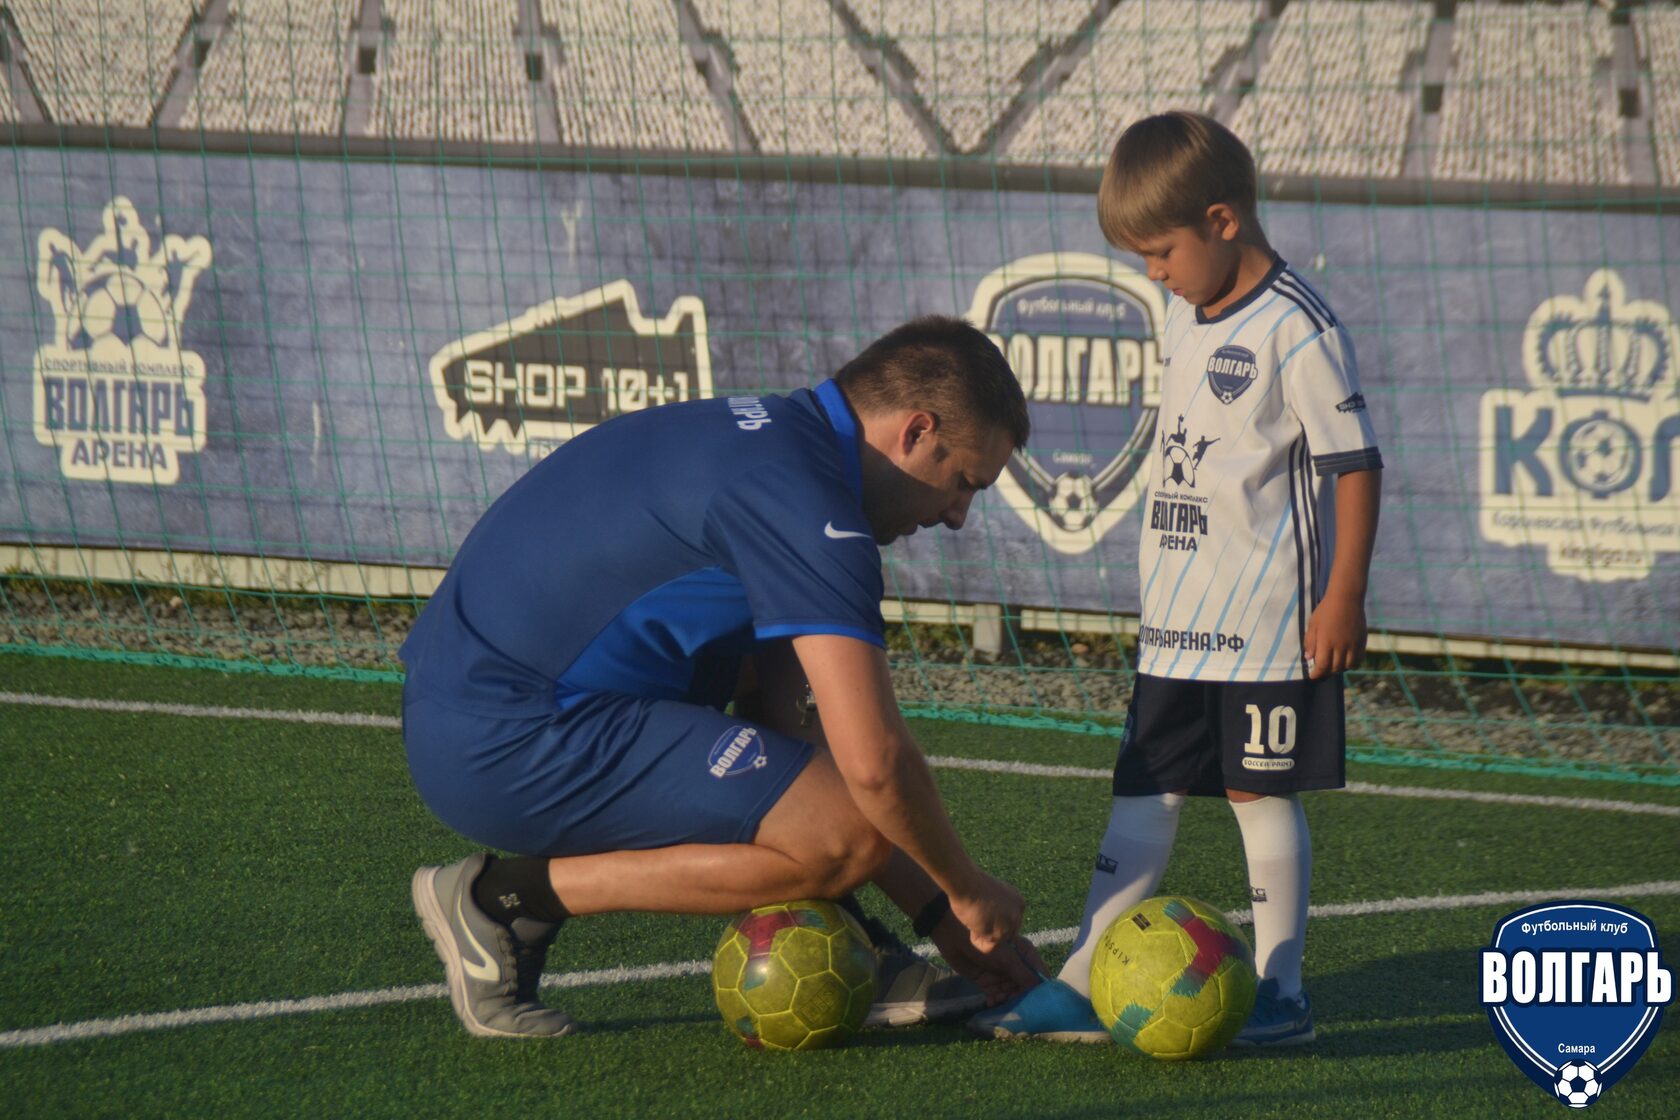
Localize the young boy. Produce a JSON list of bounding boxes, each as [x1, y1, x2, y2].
[[972, 110, 1383, 1045]]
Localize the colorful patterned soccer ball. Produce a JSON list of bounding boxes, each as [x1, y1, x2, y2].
[[1555, 1062, 1602, 1108], [1089, 895, 1258, 1059], [712, 899, 878, 1050]]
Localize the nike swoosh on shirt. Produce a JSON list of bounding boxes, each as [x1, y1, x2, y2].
[[824, 522, 872, 541], [456, 893, 500, 982]]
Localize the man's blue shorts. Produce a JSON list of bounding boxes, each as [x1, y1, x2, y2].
[[403, 687, 815, 857]]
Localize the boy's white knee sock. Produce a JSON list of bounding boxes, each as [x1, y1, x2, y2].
[[1230, 794, 1311, 999], [1057, 793, 1185, 996]]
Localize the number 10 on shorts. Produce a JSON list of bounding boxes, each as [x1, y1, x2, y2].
[[1243, 704, 1297, 755]]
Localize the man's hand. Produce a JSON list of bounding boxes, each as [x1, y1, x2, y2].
[[948, 870, 1026, 953], [1303, 592, 1367, 679], [929, 916, 1046, 1005]]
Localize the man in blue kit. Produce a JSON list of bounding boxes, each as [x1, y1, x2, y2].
[[402, 316, 1045, 1037]]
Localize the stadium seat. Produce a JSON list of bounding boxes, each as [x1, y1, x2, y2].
[[543, 0, 732, 151], [844, 0, 1092, 153], [1432, 1, 1628, 185], [365, 0, 536, 144], [1229, 0, 1429, 179], [185, 0, 356, 136], [690, 0, 928, 156], [1635, 6, 1680, 186], [9, 0, 197, 126], [1003, 0, 1258, 166]]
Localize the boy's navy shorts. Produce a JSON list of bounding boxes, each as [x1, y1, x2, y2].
[[1112, 673, 1346, 798], [403, 688, 814, 857]]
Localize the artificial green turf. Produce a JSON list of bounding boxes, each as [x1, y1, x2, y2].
[[2, 653, 1678, 1118], [9, 647, 1677, 804], [5, 908, 1678, 1120]]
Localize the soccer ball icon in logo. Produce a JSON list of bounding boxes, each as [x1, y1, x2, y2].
[[712, 899, 878, 1050], [73, 269, 172, 351], [1560, 414, 1640, 497], [1089, 896, 1258, 1059], [1047, 472, 1098, 531], [1555, 1062, 1602, 1109]]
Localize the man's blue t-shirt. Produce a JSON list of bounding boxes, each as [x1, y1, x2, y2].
[[400, 380, 885, 717]]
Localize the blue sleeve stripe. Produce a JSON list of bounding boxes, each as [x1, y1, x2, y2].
[[755, 622, 886, 648], [1273, 330, 1324, 381], [1279, 272, 1337, 326], [1275, 285, 1329, 334], [1312, 447, 1384, 476]]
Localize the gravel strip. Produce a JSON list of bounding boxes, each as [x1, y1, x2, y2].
[[3, 578, 1675, 771]]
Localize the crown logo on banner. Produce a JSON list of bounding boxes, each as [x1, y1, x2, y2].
[[37, 197, 211, 355], [1480, 268, 1680, 584], [1523, 269, 1676, 400]]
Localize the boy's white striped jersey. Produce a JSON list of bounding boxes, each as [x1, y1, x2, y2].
[[1137, 258, 1381, 682]]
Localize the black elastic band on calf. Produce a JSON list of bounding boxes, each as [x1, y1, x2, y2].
[[912, 891, 952, 938]]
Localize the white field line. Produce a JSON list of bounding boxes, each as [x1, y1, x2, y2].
[[4, 880, 1679, 1051], [3, 690, 1676, 818], [923, 755, 1680, 818], [0, 691, 404, 729]]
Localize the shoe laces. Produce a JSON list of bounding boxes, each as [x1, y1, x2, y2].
[[859, 916, 918, 962], [1252, 982, 1308, 1022], [512, 941, 548, 1004], [503, 920, 557, 1004]]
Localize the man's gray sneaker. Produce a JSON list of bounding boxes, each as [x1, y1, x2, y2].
[[411, 853, 578, 1038], [857, 916, 987, 1027]]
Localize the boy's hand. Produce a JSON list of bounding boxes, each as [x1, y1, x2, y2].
[[1303, 593, 1367, 679], [1307, 468, 1381, 680]]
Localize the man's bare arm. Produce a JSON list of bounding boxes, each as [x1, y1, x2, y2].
[[792, 633, 1025, 950]]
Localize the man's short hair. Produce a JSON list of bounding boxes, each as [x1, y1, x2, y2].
[[1098, 110, 1258, 250], [835, 315, 1030, 450]]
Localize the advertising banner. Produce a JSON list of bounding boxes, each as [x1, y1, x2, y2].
[[1, 150, 1675, 649]]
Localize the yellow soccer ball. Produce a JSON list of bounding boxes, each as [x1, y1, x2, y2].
[[712, 899, 878, 1050], [1089, 895, 1258, 1059]]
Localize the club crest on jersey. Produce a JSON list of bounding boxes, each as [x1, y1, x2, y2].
[[1206, 345, 1258, 404], [1481, 900, 1672, 1109], [1478, 270, 1680, 581], [428, 280, 711, 457], [32, 197, 213, 484], [966, 254, 1166, 555], [707, 726, 767, 779]]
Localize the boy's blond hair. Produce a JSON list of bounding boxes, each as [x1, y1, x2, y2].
[[1097, 110, 1258, 249]]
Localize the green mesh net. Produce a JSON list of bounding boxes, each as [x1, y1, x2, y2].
[[1, 0, 1675, 784]]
